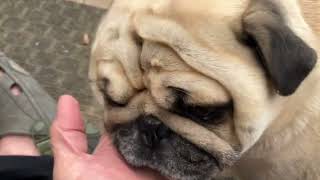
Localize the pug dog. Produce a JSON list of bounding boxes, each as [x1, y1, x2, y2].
[[89, 0, 320, 179]]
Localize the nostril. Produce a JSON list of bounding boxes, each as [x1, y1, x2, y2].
[[156, 125, 171, 139], [140, 128, 162, 148], [141, 131, 157, 148], [138, 115, 171, 148]]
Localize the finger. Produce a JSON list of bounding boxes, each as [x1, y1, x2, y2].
[[50, 95, 88, 154], [93, 134, 120, 159]]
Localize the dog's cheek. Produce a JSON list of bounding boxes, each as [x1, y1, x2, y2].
[[207, 117, 241, 148]]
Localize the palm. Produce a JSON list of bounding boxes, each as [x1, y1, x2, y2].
[[50, 96, 165, 180]]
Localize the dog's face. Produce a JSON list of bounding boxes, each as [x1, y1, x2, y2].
[[89, 0, 317, 179]]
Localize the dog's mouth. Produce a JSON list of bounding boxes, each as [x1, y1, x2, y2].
[[112, 115, 221, 180]]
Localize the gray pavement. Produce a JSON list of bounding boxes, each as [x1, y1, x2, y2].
[[0, 0, 106, 150]]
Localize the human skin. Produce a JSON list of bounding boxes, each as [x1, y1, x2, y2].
[[0, 94, 165, 180], [50, 95, 166, 180]]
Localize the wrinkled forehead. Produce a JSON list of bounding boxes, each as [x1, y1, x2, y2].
[[169, 0, 249, 19], [141, 0, 253, 69], [140, 41, 192, 72], [153, 0, 249, 26], [163, 0, 249, 29]]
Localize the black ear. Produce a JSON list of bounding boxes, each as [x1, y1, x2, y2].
[[242, 2, 317, 96]]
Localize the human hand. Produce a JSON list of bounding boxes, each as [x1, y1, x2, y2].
[[51, 95, 165, 180]]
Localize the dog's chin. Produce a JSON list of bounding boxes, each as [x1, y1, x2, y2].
[[112, 118, 220, 180]]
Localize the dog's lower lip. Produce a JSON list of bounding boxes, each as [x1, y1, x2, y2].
[[176, 148, 220, 170], [162, 134, 221, 172]]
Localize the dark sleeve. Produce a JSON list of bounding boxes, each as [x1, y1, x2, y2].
[[0, 156, 53, 180]]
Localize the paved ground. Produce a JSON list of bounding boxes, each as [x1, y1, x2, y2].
[[0, 0, 106, 151]]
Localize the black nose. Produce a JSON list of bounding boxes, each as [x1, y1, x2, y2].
[[137, 116, 171, 148]]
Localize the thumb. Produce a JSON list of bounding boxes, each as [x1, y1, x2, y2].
[[50, 95, 88, 155]]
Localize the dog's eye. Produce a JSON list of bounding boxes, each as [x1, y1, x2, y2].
[[169, 87, 231, 124], [178, 103, 231, 125], [185, 105, 230, 123]]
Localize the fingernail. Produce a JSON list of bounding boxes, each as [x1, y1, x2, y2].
[[55, 95, 84, 130]]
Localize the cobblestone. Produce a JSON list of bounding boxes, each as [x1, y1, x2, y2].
[[0, 0, 106, 149]]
